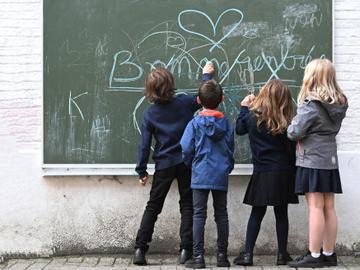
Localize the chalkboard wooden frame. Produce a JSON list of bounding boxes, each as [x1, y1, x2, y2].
[[42, 0, 334, 176]]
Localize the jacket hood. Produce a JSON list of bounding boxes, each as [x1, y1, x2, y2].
[[320, 102, 347, 122], [306, 97, 348, 122], [196, 111, 227, 141]]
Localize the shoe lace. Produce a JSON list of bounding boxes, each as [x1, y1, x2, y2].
[[294, 253, 307, 262]]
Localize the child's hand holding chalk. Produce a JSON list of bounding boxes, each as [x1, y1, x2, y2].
[[203, 61, 215, 74], [241, 94, 255, 107]]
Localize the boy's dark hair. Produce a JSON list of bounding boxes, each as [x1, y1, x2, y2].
[[198, 79, 223, 109], [144, 68, 175, 103]]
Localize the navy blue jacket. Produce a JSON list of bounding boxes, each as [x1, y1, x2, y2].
[[236, 106, 295, 173], [135, 94, 201, 178], [180, 110, 234, 191]]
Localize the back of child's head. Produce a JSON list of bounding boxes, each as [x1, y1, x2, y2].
[[145, 68, 175, 104], [198, 79, 223, 109], [250, 79, 293, 135], [299, 58, 347, 105]]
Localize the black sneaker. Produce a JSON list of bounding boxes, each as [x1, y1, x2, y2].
[[277, 252, 293, 265], [179, 249, 192, 264], [185, 255, 206, 269], [233, 251, 253, 266], [133, 248, 147, 265], [287, 251, 324, 268], [323, 252, 337, 267], [217, 253, 230, 267]]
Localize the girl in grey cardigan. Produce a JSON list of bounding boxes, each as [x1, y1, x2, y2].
[[287, 59, 348, 268]]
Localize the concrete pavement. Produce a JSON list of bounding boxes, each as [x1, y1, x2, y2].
[[1, 254, 360, 270]]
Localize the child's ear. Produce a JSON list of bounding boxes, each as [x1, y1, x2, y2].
[[196, 96, 201, 104]]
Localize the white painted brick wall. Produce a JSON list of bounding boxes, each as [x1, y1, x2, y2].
[[0, 0, 42, 153], [0, 0, 360, 255], [334, 1, 360, 151]]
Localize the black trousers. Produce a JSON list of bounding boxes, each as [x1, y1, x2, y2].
[[135, 163, 193, 252]]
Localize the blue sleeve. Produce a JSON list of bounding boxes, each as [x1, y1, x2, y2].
[[227, 123, 235, 173], [180, 121, 196, 167], [189, 95, 201, 112], [289, 140, 296, 168], [202, 73, 212, 81], [135, 112, 153, 179], [235, 106, 250, 135], [182, 73, 213, 112]]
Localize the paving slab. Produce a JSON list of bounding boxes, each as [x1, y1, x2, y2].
[[0, 254, 359, 269], [80, 256, 100, 267], [98, 257, 116, 267]]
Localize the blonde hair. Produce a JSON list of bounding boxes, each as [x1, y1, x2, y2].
[[298, 58, 347, 105], [250, 79, 293, 135]]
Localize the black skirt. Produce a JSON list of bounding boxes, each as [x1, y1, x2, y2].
[[295, 167, 343, 195], [243, 171, 299, 206]]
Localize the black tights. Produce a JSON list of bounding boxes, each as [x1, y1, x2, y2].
[[245, 205, 289, 254]]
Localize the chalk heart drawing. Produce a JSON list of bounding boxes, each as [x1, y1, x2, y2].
[[167, 36, 185, 48], [178, 8, 244, 52]]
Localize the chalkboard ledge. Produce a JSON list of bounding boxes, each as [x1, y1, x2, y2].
[[42, 164, 253, 176]]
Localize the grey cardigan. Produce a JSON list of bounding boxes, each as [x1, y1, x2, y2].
[[287, 98, 348, 170]]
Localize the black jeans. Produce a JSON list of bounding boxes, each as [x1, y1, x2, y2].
[[192, 189, 228, 256], [135, 163, 193, 252]]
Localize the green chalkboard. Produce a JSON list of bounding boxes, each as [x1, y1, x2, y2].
[[44, 0, 332, 165]]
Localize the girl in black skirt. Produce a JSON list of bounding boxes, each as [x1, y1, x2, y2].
[[234, 80, 298, 266], [287, 59, 348, 268]]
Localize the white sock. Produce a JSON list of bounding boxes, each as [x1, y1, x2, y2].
[[322, 250, 333, 256], [311, 252, 321, 258]]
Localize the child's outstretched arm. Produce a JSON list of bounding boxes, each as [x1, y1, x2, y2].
[[135, 114, 153, 186], [202, 61, 215, 81], [287, 102, 318, 141], [227, 123, 235, 173], [187, 62, 215, 111], [180, 121, 196, 167], [235, 95, 255, 135]]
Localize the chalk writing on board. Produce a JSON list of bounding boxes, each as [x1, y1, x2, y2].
[[178, 8, 244, 52], [105, 6, 325, 137], [68, 91, 88, 120], [44, 1, 332, 164], [283, 4, 323, 32], [108, 7, 324, 90]]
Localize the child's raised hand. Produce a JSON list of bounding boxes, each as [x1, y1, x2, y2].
[[241, 94, 255, 107], [203, 61, 215, 74], [139, 175, 149, 186]]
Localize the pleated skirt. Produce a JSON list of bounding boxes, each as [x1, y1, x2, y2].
[[295, 167, 343, 195], [243, 171, 299, 206]]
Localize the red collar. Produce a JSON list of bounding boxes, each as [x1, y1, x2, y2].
[[199, 109, 224, 118]]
